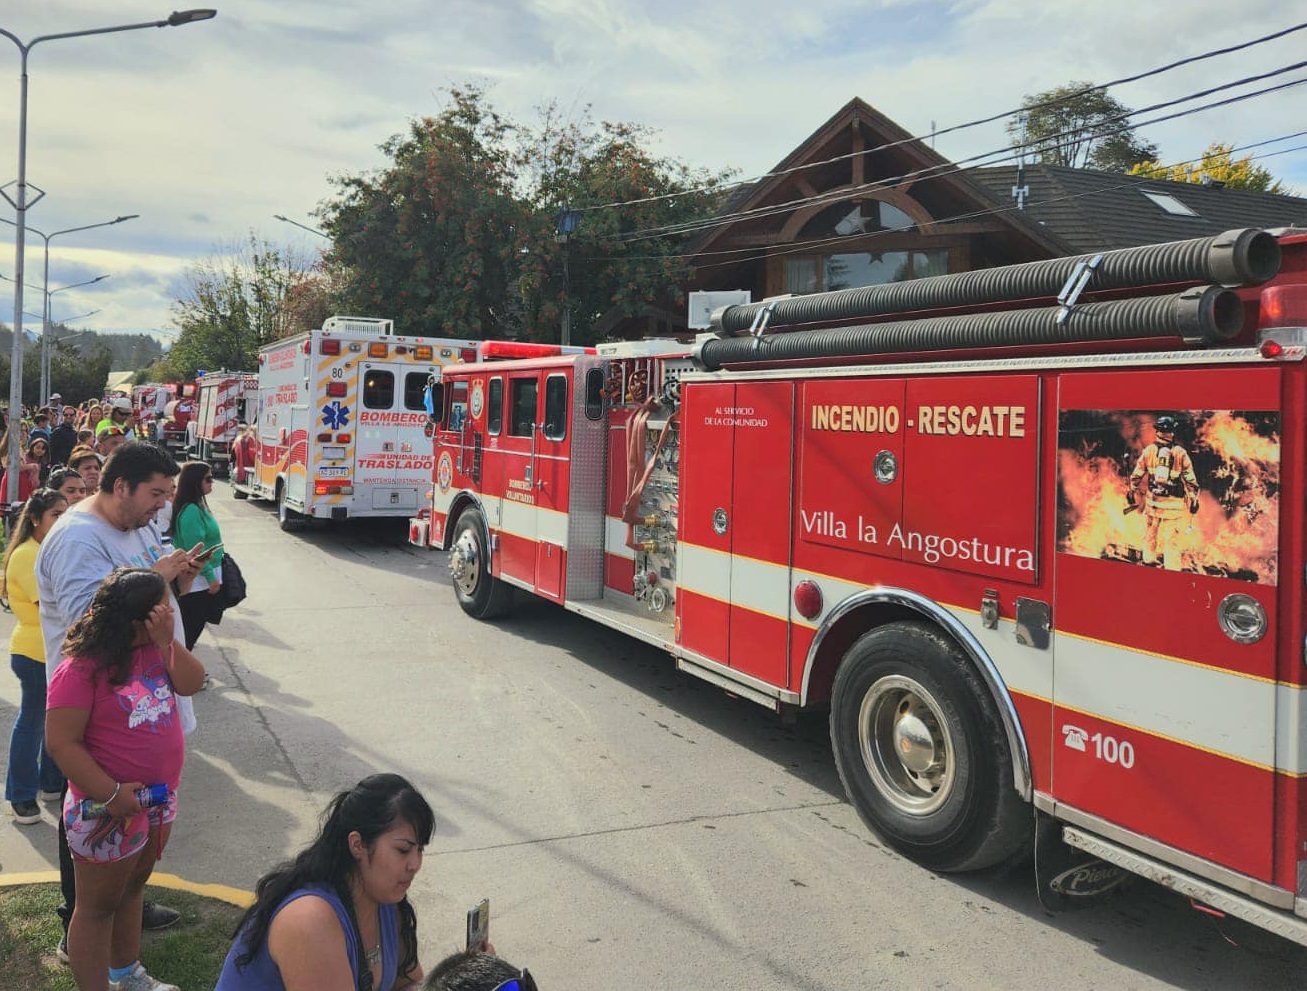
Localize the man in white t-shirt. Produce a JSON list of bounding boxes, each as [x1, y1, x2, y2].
[[35, 441, 206, 973]]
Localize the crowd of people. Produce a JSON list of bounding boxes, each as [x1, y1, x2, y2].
[[2, 398, 538, 991]]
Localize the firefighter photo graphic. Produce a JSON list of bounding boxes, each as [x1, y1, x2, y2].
[[1126, 414, 1200, 570]]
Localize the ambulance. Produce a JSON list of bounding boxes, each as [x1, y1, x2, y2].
[[234, 315, 477, 529], [192, 371, 259, 475], [412, 228, 1307, 944]]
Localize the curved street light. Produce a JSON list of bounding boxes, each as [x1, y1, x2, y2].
[[273, 214, 330, 239], [0, 10, 216, 502]]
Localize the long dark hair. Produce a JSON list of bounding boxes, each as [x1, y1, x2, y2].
[[168, 461, 210, 539], [62, 568, 167, 686], [232, 774, 435, 986], [2, 488, 68, 576]]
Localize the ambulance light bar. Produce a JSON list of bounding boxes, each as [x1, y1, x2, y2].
[[478, 341, 595, 361], [320, 339, 342, 355], [415, 346, 434, 360]]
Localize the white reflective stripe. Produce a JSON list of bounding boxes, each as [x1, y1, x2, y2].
[[606, 516, 633, 560], [537, 506, 568, 547], [677, 544, 792, 620], [1275, 685, 1307, 778], [1055, 632, 1275, 771], [495, 498, 569, 550]]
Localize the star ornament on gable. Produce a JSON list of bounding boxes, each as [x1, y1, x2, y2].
[[321, 400, 351, 429]]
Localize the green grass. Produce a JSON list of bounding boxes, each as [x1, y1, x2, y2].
[[0, 883, 243, 991]]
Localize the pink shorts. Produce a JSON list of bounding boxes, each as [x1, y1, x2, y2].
[[63, 791, 178, 864]]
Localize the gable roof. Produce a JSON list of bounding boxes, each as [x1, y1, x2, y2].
[[970, 165, 1307, 253], [693, 97, 1073, 259]]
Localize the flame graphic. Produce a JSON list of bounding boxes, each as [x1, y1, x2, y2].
[[1058, 411, 1279, 585]]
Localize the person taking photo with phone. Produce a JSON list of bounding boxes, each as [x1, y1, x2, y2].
[[216, 774, 433, 991], [168, 462, 225, 651]]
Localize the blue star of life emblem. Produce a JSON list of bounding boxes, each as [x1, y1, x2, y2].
[[321, 400, 351, 429]]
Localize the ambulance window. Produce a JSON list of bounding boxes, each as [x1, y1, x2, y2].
[[488, 378, 503, 435], [509, 378, 537, 437], [585, 369, 605, 420], [364, 371, 395, 409], [544, 375, 568, 441], [403, 372, 429, 411]]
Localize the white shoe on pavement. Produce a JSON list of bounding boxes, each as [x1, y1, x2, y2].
[[109, 963, 180, 991], [37, 789, 63, 803]]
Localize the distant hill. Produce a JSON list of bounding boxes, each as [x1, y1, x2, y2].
[[0, 323, 164, 370]]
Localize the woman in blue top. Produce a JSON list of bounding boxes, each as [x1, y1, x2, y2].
[[217, 774, 433, 991], [168, 461, 224, 650]]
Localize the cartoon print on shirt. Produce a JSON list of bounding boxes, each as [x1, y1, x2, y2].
[[117, 663, 175, 731]]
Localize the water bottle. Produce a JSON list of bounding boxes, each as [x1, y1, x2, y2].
[[78, 783, 169, 818]]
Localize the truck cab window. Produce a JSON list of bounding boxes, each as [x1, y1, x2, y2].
[[364, 371, 395, 409], [488, 378, 503, 435], [404, 372, 430, 411], [510, 378, 537, 437], [585, 368, 605, 420], [446, 380, 468, 431], [544, 374, 568, 441]]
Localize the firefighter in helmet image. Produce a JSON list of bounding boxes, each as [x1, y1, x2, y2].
[[1127, 414, 1200, 570]]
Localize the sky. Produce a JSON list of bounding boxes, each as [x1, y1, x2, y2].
[[0, 0, 1303, 346]]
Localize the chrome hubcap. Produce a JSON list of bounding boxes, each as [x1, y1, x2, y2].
[[449, 530, 481, 596], [858, 675, 954, 816]]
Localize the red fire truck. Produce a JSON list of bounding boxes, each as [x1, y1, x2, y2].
[[193, 370, 259, 475], [161, 380, 198, 455], [412, 228, 1307, 943]]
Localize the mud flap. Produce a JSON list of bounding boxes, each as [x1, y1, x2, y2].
[[1034, 812, 1131, 911]]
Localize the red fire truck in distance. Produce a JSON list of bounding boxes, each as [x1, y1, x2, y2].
[[412, 228, 1307, 943], [160, 380, 198, 456], [192, 371, 259, 475]]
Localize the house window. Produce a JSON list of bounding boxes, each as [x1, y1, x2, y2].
[[799, 200, 917, 239], [1141, 190, 1199, 217], [784, 249, 949, 294]]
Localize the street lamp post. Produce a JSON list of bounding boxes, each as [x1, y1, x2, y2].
[[0, 8, 216, 504], [273, 214, 330, 239], [37, 217, 138, 404]]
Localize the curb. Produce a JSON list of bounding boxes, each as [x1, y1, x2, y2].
[[0, 870, 254, 909]]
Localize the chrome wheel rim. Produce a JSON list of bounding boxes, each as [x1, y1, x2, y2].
[[449, 528, 481, 597], [858, 674, 955, 816]]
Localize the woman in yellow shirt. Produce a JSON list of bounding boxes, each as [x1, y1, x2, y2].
[[4, 488, 69, 824]]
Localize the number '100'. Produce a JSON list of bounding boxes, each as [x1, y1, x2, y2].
[[1093, 733, 1135, 768]]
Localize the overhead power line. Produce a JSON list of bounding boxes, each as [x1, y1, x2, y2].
[[607, 66, 1307, 246], [575, 19, 1307, 215]]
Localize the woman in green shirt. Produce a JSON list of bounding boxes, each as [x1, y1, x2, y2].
[[169, 461, 225, 650]]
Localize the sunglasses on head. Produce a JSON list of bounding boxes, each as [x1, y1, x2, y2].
[[492, 971, 537, 991]]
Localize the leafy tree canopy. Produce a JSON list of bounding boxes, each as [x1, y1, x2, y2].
[[319, 84, 735, 345], [1008, 82, 1157, 172], [1128, 142, 1286, 193]]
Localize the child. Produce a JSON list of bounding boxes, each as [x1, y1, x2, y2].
[[45, 567, 206, 991]]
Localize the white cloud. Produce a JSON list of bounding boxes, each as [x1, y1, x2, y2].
[[0, 0, 1302, 339]]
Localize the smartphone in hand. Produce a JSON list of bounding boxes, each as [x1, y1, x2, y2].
[[195, 542, 224, 562], [466, 898, 489, 952]]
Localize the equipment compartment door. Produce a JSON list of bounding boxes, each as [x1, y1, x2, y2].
[[1053, 367, 1282, 883], [498, 372, 540, 587], [532, 371, 572, 602]]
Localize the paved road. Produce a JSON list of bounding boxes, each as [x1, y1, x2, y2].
[[3, 486, 1305, 989]]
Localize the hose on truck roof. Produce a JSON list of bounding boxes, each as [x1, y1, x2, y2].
[[692, 285, 1243, 371], [709, 229, 1280, 335]]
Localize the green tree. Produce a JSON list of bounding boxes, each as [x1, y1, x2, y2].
[[164, 233, 315, 378], [319, 84, 523, 340], [1128, 142, 1286, 193], [319, 86, 735, 346], [0, 336, 111, 405], [1008, 82, 1157, 172]]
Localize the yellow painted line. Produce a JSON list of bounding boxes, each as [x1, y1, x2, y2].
[[0, 870, 254, 909]]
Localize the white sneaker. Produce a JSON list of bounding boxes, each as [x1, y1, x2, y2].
[[37, 789, 63, 803], [110, 963, 180, 991]]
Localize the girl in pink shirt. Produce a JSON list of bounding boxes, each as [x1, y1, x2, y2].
[[46, 567, 206, 991]]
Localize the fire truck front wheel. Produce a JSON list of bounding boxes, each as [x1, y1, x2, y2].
[[830, 621, 1026, 873], [450, 508, 513, 620]]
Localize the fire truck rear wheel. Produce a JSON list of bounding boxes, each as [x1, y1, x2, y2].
[[830, 620, 1026, 873], [450, 508, 513, 620]]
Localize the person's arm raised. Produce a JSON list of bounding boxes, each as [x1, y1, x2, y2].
[[266, 894, 359, 991]]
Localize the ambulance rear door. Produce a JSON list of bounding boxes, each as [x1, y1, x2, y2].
[[354, 360, 437, 516]]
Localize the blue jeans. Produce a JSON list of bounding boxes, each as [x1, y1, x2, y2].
[[5, 653, 64, 801]]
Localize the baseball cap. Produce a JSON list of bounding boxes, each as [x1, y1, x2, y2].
[[50, 392, 61, 400], [110, 397, 133, 413]]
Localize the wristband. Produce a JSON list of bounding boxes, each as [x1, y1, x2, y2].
[[104, 782, 121, 806]]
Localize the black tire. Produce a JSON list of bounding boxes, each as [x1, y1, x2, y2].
[[232, 482, 249, 501], [276, 483, 306, 532], [830, 620, 1027, 872], [449, 507, 512, 620]]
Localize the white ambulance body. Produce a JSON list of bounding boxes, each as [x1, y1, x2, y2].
[[235, 316, 477, 529]]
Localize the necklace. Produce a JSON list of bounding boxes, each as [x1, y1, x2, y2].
[[366, 941, 382, 968]]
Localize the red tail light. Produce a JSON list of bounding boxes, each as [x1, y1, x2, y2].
[[316, 432, 333, 442], [336, 433, 351, 443], [327, 382, 348, 397], [321, 339, 341, 355]]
